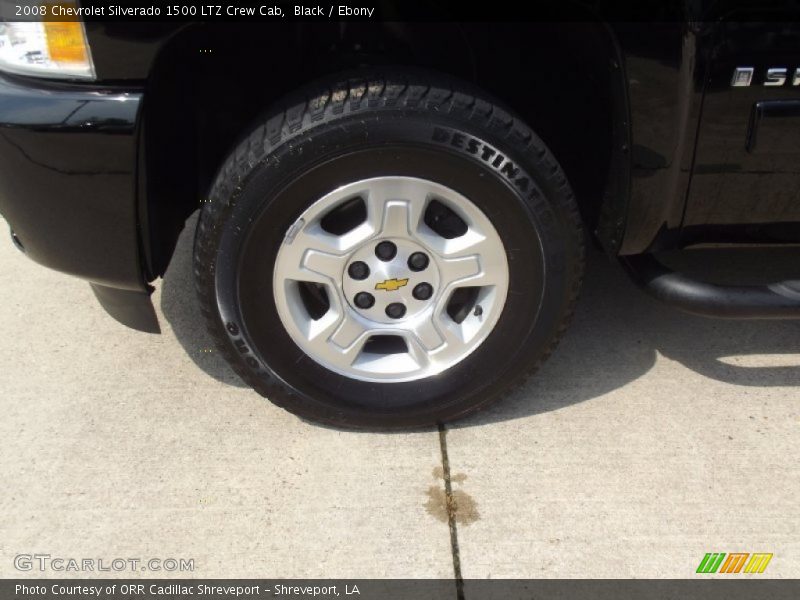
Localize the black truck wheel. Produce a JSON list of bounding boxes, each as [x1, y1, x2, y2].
[[193, 70, 584, 428]]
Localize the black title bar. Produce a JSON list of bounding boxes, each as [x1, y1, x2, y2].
[[2, 1, 800, 23]]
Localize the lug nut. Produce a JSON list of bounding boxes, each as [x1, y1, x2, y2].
[[375, 241, 397, 261], [348, 261, 370, 280], [408, 252, 429, 272], [412, 282, 433, 301], [354, 292, 375, 309], [385, 302, 406, 319]]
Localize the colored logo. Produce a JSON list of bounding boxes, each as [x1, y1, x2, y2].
[[375, 278, 409, 292], [696, 553, 772, 574]]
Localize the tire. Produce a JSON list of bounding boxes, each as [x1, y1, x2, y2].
[[194, 69, 584, 429]]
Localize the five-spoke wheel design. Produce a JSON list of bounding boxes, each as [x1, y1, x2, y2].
[[273, 177, 510, 382]]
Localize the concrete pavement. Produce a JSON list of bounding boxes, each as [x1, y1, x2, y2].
[[1, 212, 798, 580], [449, 252, 800, 578], [0, 214, 451, 579]]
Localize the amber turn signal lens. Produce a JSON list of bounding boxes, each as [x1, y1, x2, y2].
[[43, 2, 89, 64]]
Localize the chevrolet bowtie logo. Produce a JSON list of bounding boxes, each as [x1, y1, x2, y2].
[[375, 278, 409, 292]]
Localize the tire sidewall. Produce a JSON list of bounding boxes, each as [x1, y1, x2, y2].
[[208, 111, 575, 425]]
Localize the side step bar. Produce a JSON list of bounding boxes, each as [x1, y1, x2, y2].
[[621, 254, 800, 319]]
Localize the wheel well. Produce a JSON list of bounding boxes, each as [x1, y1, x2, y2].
[[141, 21, 623, 279]]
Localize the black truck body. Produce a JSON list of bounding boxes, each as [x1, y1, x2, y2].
[[2, 6, 800, 329]]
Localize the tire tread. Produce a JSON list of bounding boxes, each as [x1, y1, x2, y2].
[[194, 69, 585, 428]]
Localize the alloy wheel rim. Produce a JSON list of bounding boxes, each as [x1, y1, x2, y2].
[[272, 176, 510, 382]]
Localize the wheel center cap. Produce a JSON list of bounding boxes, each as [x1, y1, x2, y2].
[[342, 238, 441, 324]]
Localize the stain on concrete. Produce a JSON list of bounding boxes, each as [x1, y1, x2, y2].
[[432, 466, 468, 483], [427, 467, 478, 525], [425, 486, 480, 525]]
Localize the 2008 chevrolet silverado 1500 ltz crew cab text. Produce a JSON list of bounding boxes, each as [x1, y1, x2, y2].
[[1, 2, 799, 428]]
